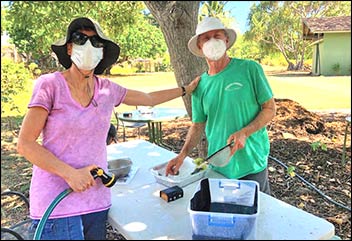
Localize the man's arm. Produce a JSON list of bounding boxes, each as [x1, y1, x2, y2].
[[227, 98, 276, 154], [243, 98, 276, 136], [165, 122, 205, 176]]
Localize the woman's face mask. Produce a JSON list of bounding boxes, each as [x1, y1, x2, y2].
[[70, 40, 103, 71], [202, 38, 227, 61]]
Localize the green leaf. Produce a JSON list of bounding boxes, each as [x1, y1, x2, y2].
[[287, 166, 296, 177]]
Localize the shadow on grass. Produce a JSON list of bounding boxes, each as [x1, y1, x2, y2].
[[268, 71, 312, 78]]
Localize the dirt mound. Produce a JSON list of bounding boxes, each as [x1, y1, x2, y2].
[[273, 98, 325, 135]]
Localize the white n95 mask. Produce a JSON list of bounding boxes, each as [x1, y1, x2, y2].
[[71, 41, 103, 71], [202, 38, 227, 61]]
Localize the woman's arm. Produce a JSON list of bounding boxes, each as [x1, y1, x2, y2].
[[17, 107, 96, 192], [122, 76, 201, 106]]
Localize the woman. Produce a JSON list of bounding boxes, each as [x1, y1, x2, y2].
[[17, 17, 200, 240]]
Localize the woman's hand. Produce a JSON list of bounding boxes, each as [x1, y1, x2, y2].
[[185, 76, 201, 94], [65, 165, 98, 192]]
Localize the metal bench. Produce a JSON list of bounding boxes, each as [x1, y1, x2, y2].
[[1, 190, 32, 240]]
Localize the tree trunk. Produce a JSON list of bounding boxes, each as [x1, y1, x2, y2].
[[144, 1, 207, 115], [144, 1, 208, 157]]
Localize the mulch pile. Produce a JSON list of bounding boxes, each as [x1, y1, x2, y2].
[[112, 98, 351, 240]]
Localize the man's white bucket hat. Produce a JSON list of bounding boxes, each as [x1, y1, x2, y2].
[[188, 17, 237, 57]]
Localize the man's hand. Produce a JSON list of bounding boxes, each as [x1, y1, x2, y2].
[[227, 130, 247, 156], [165, 156, 184, 176]]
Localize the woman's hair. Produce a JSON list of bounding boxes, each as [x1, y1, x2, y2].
[[106, 124, 117, 145]]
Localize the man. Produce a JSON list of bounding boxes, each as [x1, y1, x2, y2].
[[165, 17, 276, 195]]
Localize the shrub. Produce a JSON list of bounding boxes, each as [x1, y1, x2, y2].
[[1, 57, 32, 115], [261, 53, 287, 67], [28, 62, 42, 76], [110, 64, 138, 75], [331, 63, 341, 74]]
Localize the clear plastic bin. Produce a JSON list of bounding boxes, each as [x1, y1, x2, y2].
[[188, 178, 259, 240]]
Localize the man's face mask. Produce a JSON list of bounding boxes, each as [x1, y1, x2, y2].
[[70, 37, 103, 71], [202, 38, 227, 61]]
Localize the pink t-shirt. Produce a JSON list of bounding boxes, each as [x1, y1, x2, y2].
[[28, 71, 127, 219]]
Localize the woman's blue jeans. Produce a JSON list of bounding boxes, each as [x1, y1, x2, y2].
[[29, 209, 109, 240]]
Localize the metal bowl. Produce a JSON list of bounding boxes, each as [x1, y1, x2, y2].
[[108, 158, 132, 177]]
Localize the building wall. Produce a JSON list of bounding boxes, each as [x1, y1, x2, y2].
[[321, 33, 351, 76]]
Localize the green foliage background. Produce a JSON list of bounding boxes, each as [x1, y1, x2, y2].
[[2, 1, 351, 117], [1, 58, 32, 115], [244, 1, 351, 70], [3, 1, 167, 69]]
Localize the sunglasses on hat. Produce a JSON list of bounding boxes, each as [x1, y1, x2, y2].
[[70, 31, 105, 48]]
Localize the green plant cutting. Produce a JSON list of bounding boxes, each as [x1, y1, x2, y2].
[[191, 157, 208, 175]]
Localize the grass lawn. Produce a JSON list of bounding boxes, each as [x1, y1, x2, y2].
[[267, 72, 351, 112], [108, 71, 351, 113], [3, 69, 351, 117]]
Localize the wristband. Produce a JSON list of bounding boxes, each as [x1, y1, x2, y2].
[[181, 86, 186, 96]]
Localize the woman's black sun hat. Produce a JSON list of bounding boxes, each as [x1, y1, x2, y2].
[[51, 17, 120, 74]]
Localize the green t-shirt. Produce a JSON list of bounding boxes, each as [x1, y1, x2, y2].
[[192, 58, 273, 179]]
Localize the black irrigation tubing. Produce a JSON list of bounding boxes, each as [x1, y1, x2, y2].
[[268, 155, 351, 212]]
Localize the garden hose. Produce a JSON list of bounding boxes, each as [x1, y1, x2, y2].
[[32, 168, 116, 240], [32, 188, 72, 240], [269, 155, 351, 212]]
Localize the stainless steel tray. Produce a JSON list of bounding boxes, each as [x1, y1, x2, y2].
[[150, 158, 206, 188]]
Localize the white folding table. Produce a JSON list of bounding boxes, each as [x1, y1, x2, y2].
[[106, 140, 335, 240]]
